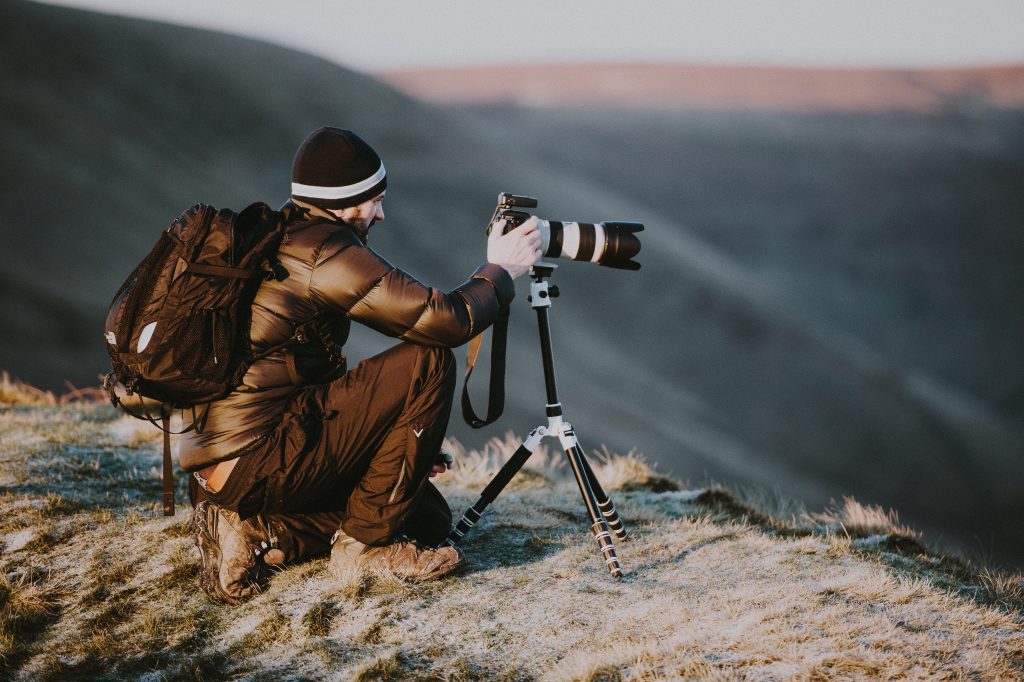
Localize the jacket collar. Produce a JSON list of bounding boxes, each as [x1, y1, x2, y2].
[[284, 198, 368, 244]]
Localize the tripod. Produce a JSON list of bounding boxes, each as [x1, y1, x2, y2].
[[443, 263, 628, 578]]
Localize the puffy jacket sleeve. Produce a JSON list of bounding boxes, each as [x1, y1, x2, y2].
[[307, 232, 515, 347]]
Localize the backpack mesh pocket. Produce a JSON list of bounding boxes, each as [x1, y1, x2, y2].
[[173, 308, 234, 378]]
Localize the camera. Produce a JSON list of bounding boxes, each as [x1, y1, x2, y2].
[[487, 193, 644, 271]]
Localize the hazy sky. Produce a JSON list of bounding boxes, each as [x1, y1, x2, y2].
[[40, 0, 1024, 72]]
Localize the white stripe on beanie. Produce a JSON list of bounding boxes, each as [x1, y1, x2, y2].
[[291, 163, 386, 200]]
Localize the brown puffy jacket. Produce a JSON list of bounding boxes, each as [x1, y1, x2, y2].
[[178, 201, 514, 471]]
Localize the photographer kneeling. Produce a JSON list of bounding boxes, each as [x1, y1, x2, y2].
[[186, 127, 541, 603]]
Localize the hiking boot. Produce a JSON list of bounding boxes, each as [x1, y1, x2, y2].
[[192, 501, 286, 604], [329, 529, 464, 582]]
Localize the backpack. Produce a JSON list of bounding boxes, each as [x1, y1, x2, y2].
[[103, 201, 294, 516]]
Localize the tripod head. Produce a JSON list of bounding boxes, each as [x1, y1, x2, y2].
[[528, 263, 561, 306], [529, 261, 558, 282]]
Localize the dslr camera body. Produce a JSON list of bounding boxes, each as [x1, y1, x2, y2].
[[486, 193, 643, 271]]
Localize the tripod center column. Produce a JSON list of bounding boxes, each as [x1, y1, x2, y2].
[[529, 274, 562, 414]]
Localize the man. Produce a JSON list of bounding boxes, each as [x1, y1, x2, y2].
[[184, 127, 541, 603]]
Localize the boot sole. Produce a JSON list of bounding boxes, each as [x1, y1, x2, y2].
[[405, 559, 463, 582], [374, 550, 466, 582]]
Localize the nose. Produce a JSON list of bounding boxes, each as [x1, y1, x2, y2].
[[375, 204, 385, 221]]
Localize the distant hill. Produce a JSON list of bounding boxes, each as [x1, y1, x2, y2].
[[385, 63, 1024, 424], [380, 63, 1024, 111], [2, 0, 1023, 565], [440, 104, 1024, 424]]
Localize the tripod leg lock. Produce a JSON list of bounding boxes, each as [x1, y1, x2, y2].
[[523, 427, 545, 451], [592, 521, 624, 578], [444, 505, 483, 546], [555, 421, 579, 450], [598, 498, 629, 541]]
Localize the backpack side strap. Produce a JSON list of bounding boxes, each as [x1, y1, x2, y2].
[[102, 375, 212, 517], [161, 407, 175, 516]]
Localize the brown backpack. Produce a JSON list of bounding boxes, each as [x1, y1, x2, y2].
[[102, 202, 297, 515]]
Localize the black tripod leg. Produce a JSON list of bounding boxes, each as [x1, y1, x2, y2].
[[443, 428, 543, 547], [563, 438, 623, 578], [579, 452, 629, 541]]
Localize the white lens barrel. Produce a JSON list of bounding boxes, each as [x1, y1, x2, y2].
[[590, 223, 606, 263], [538, 219, 551, 254], [539, 220, 607, 263], [531, 217, 643, 271], [562, 222, 582, 260]]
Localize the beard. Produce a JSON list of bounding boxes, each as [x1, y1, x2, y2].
[[362, 219, 376, 240], [352, 218, 375, 243]]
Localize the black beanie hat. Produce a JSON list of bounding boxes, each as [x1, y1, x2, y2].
[[291, 127, 387, 209]]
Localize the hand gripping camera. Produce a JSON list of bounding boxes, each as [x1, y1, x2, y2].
[[486, 193, 644, 271]]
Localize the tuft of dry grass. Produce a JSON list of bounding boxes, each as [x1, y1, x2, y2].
[[0, 372, 58, 407], [806, 495, 920, 540], [0, 570, 66, 672], [240, 608, 294, 650], [590, 445, 680, 492], [442, 431, 563, 490], [0, 372, 105, 407], [351, 650, 411, 681], [303, 600, 339, 638], [976, 566, 1024, 611], [441, 435, 680, 495]]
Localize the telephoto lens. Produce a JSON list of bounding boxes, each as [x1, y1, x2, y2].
[[488, 193, 644, 270], [538, 219, 644, 271]]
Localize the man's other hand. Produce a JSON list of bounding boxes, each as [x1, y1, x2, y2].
[[429, 451, 454, 478], [487, 216, 543, 279]]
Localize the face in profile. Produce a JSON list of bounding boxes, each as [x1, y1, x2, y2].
[[334, 193, 385, 234]]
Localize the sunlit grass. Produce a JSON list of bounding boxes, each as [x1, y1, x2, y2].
[[0, 397, 1021, 680]]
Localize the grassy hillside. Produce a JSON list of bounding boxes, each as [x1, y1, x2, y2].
[[2, 0, 1023, 566], [1, 387, 1022, 680]]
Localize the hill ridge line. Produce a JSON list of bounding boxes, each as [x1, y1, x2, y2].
[[380, 62, 1024, 110]]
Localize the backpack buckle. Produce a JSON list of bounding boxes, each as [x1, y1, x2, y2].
[[262, 258, 289, 282], [101, 373, 121, 408]]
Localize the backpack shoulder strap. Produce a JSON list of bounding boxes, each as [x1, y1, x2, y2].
[[185, 262, 267, 279]]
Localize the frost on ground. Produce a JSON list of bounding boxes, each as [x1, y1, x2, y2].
[[1, 393, 1022, 681]]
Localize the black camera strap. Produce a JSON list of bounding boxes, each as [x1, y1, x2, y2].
[[461, 304, 510, 428]]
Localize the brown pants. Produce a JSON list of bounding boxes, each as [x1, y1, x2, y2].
[[195, 342, 456, 561]]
